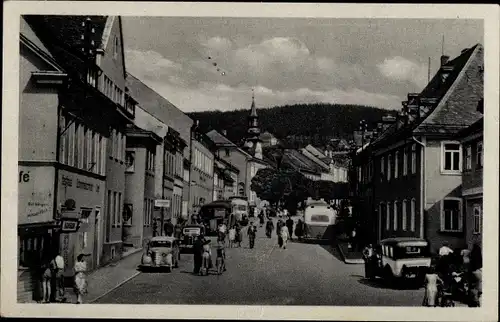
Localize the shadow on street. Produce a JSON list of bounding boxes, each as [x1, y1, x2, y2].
[[355, 276, 424, 291], [319, 244, 345, 263]]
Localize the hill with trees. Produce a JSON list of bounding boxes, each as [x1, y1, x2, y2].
[[188, 103, 395, 148]]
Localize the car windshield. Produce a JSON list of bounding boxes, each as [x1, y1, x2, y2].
[[310, 214, 330, 222], [234, 205, 246, 211], [150, 241, 172, 248]]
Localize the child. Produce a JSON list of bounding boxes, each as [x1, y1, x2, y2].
[[228, 226, 236, 248], [422, 265, 443, 307], [215, 245, 226, 275]]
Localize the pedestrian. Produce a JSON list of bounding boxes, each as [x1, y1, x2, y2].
[[73, 253, 90, 304], [235, 224, 242, 248], [52, 251, 66, 302], [164, 219, 174, 237], [228, 226, 236, 248], [362, 244, 375, 278], [41, 255, 53, 303], [247, 221, 257, 249], [265, 219, 274, 238], [280, 225, 290, 249], [422, 265, 443, 307], [349, 228, 357, 251], [217, 222, 227, 246], [286, 216, 294, 241], [174, 220, 183, 239], [193, 235, 203, 274], [259, 210, 265, 227], [469, 266, 482, 307], [294, 218, 304, 241]]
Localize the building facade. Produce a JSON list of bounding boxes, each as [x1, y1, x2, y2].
[[189, 131, 216, 215], [18, 15, 138, 301], [126, 73, 193, 226], [351, 45, 484, 253], [458, 117, 483, 249], [124, 125, 162, 249]]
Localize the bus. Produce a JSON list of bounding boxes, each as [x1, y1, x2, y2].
[[198, 197, 249, 234], [303, 201, 337, 243]]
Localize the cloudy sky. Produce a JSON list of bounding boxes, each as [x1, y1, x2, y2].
[[122, 18, 482, 113]]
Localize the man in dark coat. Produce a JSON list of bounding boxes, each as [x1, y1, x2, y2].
[[247, 222, 257, 249], [286, 216, 294, 241], [276, 219, 284, 247], [193, 235, 204, 274], [164, 219, 174, 237]]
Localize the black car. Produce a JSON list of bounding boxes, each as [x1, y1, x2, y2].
[[179, 225, 205, 252]]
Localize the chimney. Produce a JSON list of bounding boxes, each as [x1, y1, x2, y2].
[[440, 55, 450, 66], [222, 130, 227, 136], [381, 114, 397, 131]]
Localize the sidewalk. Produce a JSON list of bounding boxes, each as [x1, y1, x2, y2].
[[64, 248, 143, 304], [337, 241, 364, 264]]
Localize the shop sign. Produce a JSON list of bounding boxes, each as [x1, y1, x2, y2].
[[61, 219, 80, 232], [155, 199, 170, 208], [18, 167, 55, 225]]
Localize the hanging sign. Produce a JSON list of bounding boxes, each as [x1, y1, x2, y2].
[[155, 199, 171, 208]]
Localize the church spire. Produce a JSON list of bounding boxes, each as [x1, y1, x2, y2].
[[250, 88, 258, 117]]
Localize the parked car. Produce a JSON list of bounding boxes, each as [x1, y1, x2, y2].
[[179, 225, 205, 253], [139, 236, 179, 272], [372, 237, 431, 287]]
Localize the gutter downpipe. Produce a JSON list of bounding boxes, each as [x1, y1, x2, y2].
[[412, 136, 426, 239]]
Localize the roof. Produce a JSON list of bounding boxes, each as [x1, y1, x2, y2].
[[380, 237, 428, 246], [206, 130, 237, 147], [150, 236, 177, 242], [23, 15, 109, 76], [126, 125, 162, 144], [457, 117, 483, 139], [284, 149, 322, 174], [370, 44, 483, 149], [126, 73, 193, 144]]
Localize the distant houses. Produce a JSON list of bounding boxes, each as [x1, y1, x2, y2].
[[350, 44, 484, 254]]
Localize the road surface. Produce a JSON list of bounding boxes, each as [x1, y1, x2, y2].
[[95, 217, 425, 306]]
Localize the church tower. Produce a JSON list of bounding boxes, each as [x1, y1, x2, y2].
[[243, 89, 263, 159]]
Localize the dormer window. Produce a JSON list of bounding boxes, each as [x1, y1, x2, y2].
[[440, 66, 454, 84]]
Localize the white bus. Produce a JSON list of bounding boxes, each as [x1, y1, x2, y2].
[[303, 201, 337, 242]]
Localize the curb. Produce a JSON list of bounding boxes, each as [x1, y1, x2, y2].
[[337, 244, 364, 265], [89, 271, 141, 303]]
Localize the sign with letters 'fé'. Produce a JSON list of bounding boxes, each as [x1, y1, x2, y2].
[[18, 166, 55, 225]]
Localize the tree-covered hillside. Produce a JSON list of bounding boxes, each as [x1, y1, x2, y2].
[[188, 103, 395, 148]]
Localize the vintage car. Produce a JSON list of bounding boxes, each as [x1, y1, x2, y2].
[[139, 236, 180, 272], [179, 225, 205, 252], [372, 237, 432, 286]]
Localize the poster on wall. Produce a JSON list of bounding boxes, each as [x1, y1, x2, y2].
[[18, 166, 55, 225]]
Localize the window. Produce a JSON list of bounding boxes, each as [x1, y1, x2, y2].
[[123, 204, 133, 225], [441, 198, 462, 232], [402, 200, 407, 231], [106, 190, 111, 242], [393, 201, 398, 230], [380, 156, 385, 181], [386, 203, 390, 231], [113, 191, 118, 226], [411, 144, 417, 174], [442, 142, 461, 172], [476, 142, 483, 169], [387, 154, 392, 181], [473, 204, 482, 234], [410, 198, 416, 232], [403, 147, 408, 176], [100, 136, 107, 175], [465, 145, 472, 170], [394, 151, 399, 179], [125, 150, 135, 172], [143, 199, 148, 226]]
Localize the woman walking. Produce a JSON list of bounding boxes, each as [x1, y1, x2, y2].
[[74, 254, 89, 304], [422, 265, 443, 307], [280, 225, 290, 249], [228, 226, 236, 248], [41, 255, 53, 303]]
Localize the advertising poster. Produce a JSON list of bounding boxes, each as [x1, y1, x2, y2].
[[18, 166, 55, 225]]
